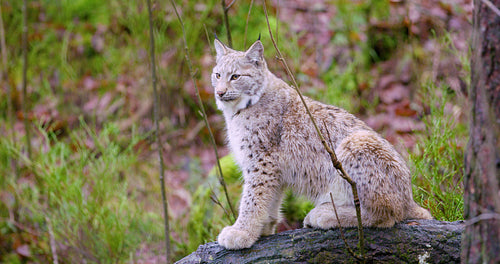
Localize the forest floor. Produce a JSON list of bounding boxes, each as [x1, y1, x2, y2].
[[0, 0, 471, 262]]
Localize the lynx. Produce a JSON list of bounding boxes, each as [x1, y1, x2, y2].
[[212, 38, 432, 250]]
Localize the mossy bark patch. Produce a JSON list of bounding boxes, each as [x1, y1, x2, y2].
[[177, 220, 464, 264]]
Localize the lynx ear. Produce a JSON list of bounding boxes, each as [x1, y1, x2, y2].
[[214, 38, 229, 61], [245, 40, 264, 66]]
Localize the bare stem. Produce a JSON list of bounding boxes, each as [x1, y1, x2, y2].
[[0, 4, 10, 132], [226, 0, 237, 10], [0, 3, 7, 76], [22, 0, 32, 159], [170, 0, 237, 221], [480, 0, 500, 17], [0, 2, 18, 176], [210, 188, 231, 220], [262, 0, 365, 260], [329, 193, 363, 260], [203, 24, 213, 53], [146, 0, 171, 262], [243, 0, 254, 48], [221, 0, 234, 48], [45, 215, 59, 264], [275, 0, 279, 44]]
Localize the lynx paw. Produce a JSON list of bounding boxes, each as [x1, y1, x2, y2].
[[303, 206, 338, 229], [217, 226, 258, 250]]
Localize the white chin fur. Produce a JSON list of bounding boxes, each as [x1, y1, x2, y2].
[[217, 94, 261, 115]]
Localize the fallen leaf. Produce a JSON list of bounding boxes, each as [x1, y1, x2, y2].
[[380, 83, 408, 104], [16, 244, 31, 258], [395, 101, 418, 117]]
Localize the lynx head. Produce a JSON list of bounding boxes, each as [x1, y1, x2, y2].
[[212, 38, 268, 114]]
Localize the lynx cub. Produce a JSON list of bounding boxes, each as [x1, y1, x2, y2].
[[212, 39, 432, 250]]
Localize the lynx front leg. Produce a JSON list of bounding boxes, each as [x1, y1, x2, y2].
[[261, 188, 284, 236], [218, 174, 281, 250]]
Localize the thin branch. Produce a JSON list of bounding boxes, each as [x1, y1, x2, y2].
[[0, 3, 10, 130], [225, 0, 237, 10], [0, 1, 18, 176], [481, 0, 500, 17], [22, 0, 32, 159], [262, 0, 365, 261], [45, 215, 59, 264], [465, 212, 500, 226], [0, 217, 40, 236], [170, 0, 237, 221], [146, 0, 171, 262], [203, 24, 213, 54], [330, 193, 363, 260], [275, 0, 279, 45], [243, 0, 254, 48], [209, 188, 231, 220], [221, 0, 234, 48], [0, 3, 7, 72]]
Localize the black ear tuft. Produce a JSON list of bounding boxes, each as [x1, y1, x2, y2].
[[214, 33, 219, 41], [258, 33, 261, 41]]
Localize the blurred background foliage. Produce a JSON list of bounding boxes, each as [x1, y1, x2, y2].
[[0, 0, 470, 262]]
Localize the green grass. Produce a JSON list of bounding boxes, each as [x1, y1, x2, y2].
[[409, 82, 466, 221], [0, 123, 162, 263], [407, 30, 469, 222]]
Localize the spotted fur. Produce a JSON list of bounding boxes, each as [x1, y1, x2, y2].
[[212, 39, 432, 250]]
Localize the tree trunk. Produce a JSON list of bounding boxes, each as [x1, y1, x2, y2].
[[177, 220, 463, 264], [462, 0, 500, 263]]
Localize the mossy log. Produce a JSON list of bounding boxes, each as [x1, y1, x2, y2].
[[176, 220, 463, 264]]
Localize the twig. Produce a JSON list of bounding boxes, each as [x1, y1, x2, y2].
[[146, 0, 171, 262], [0, 3, 7, 77], [221, 0, 234, 47], [22, 0, 32, 159], [243, 0, 254, 48], [0, 217, 40, 237], [226, 0, 237, 10], [0, 1, 18, 176], [45, 215, 59, 264], [465, 212, 500, 226], [203, 24, 213, 54], [275, 0, 279, 44], [481, 0, 500, 17], [209, 188, 231, 220], [262, 0, 365, 261], [0, 3, 10, 130], [330, 193, 362, 260], [170, 0, 237, 221]]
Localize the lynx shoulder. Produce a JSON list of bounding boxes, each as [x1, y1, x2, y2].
[[211, 38, 432, 250]]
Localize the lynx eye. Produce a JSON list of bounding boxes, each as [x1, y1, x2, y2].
[[230, 74, 240, 81], [215, 73, 221, 79]]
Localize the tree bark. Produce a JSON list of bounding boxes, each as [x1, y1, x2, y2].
[[177, 220, 463, 264], [462, 0, 500, 263]]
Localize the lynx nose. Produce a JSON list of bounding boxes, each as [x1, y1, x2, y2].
[[217, 90, 226, 97]]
